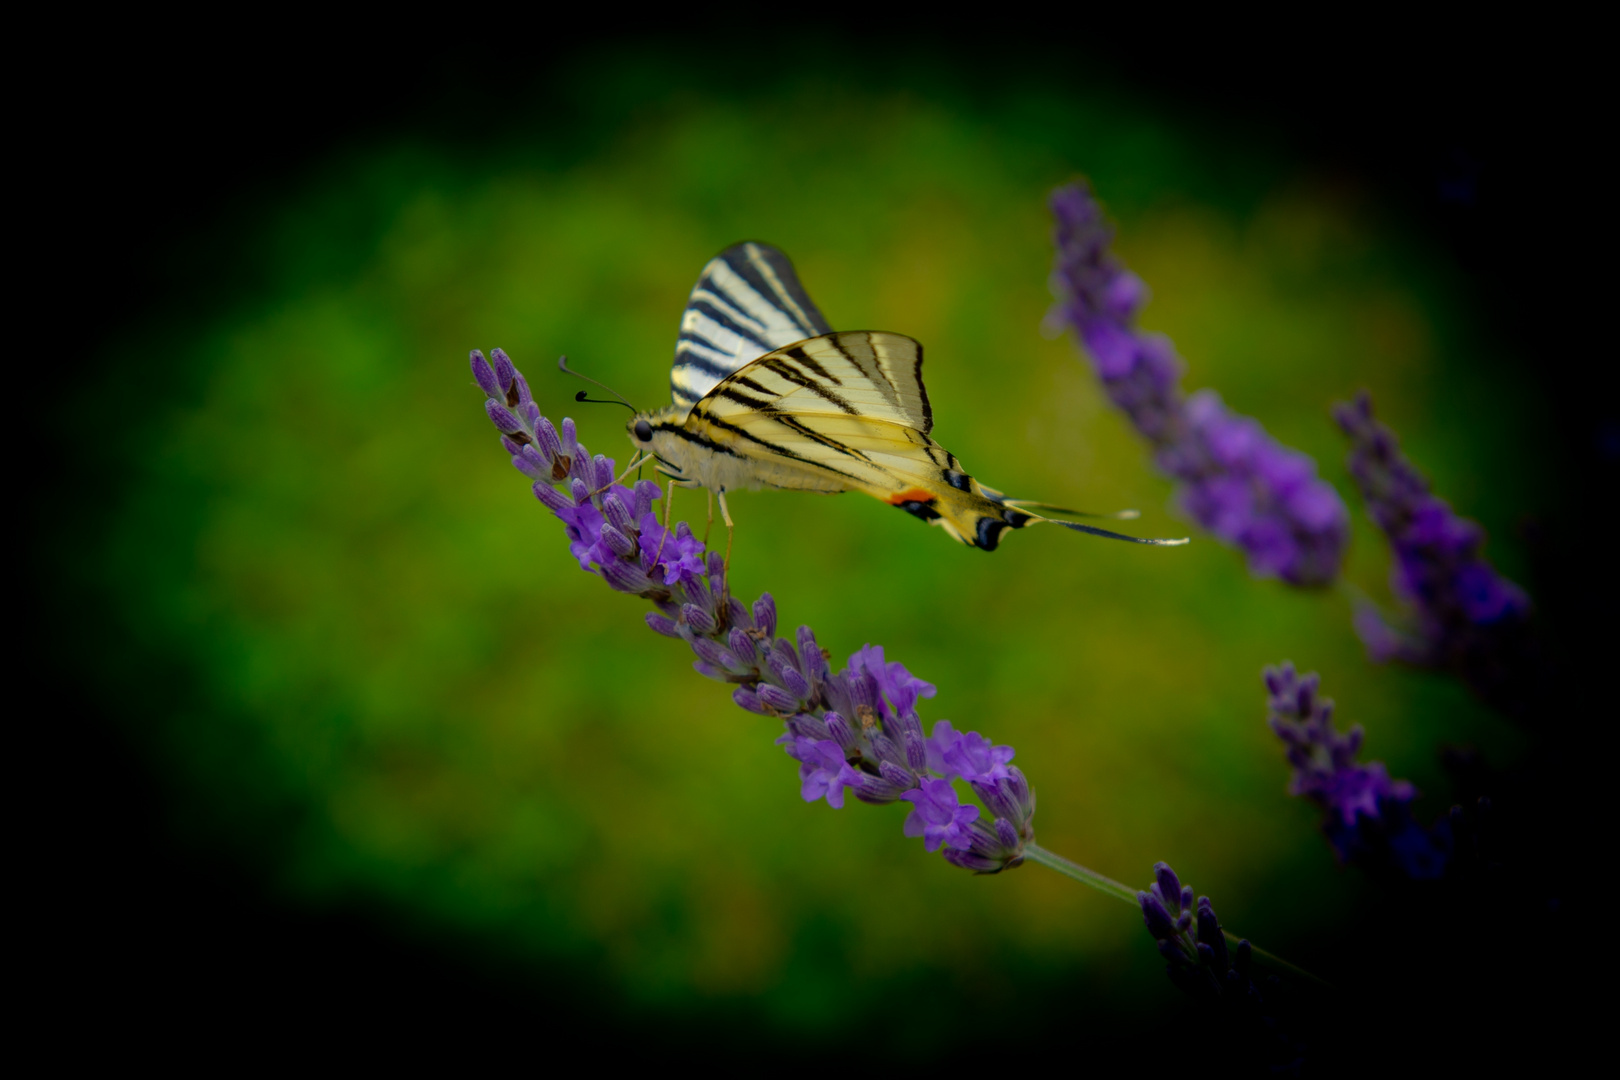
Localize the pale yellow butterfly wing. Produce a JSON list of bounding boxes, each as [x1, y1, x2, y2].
[[684, 331, 1018, 546]]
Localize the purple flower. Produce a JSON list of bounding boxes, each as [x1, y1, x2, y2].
[[469, 347, 1035, 873], [637, 513, 707, 588], [780, 736, 860, 809], [848, 644, 936, 721], [926, 720, 1015, 784], [1048, 182, 1349, 586], [1334, 391, 1534, 715], [901, 778, 979, 853], [1261, 660, 1463, 881], [1265, 662, 1413, 827]]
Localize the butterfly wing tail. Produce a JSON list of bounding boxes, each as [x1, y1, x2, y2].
[[900, 480, 1188, 551]]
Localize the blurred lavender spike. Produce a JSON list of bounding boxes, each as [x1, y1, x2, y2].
[[1265, 662, 1452, 878], [1334, 391, 1535, 716], [1047, 181, 1350, 586]]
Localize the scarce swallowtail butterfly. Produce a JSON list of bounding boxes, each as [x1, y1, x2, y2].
[[622, 242, 1187, 553]]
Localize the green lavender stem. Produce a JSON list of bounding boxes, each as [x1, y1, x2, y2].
[[1023, 842, 1331, 989]]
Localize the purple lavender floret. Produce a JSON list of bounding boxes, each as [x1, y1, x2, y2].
[[1334, 391, 1535, 716], [469, 347, 1035, 873], [1265, 662, 1450, 878], [901, 778, 979, 852], [1048, 182, 1349, 586]]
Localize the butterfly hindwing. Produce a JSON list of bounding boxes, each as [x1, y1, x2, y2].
[[684, 331, 1027, 547], [670, 242, 832, 413]]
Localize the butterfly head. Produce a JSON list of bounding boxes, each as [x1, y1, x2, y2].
[[626, 406, 697, 483]]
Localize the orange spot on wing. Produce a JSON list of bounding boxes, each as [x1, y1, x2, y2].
[[885, 487, 936, 505]]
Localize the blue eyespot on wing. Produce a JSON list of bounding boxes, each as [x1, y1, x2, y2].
[[671, 242, 832, 413]]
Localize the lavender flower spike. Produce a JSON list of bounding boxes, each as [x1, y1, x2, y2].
[[468, 346, 1036, 873], [1334, 391, 1534, 716], [1048, 182, 1349, 586], [1265, 662, 1450, 878]]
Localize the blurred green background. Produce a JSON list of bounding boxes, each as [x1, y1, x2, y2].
[[82, 52, 1543, 1048]]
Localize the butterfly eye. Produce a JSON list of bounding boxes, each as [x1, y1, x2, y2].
[[633, 419, 653, 442]]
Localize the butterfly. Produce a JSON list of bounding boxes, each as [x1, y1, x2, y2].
[[621, 242, 1186, 554]]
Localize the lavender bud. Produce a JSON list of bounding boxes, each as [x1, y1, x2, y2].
[[1263, 664, 1289, 698], [1175, 911, 1192, 933], [903, 728, 927, 772], [797, 626, 824, 680], [994, 817, 1020, 849], [780, 665, 810, 701], [1196, 942, 1216, 967], [732, 687, 767, 714], [522, 401, 541, 429], [681, 603, 715, 636], [691, 637, 739, 671], [1139, 891, 1177, 940], [513, 372, 534, 407], [593, 454, 614, 492], [757, 684, 800, 713], [692, 661, 728, 682], [726, 597, 752, 631], [533, 482, 572, 515], [943, 848, 1004, 873], [599, 524, 637, 559], [877, 760, 915, 789], [847, 671, 878, 715], [485, 400, 524, 435], [824, 712, 856, 754], [1179, 885, 1194, 911], [728, 627, 758, 668], [1154, 862, 1183, 914], [535, 418, 564, 464], [645, 612, 680, 638], [1196, 897, 1228, 969], [868, 731, 904, 767], [821, 672, 852, 717], [511, 444, 549, 481], [1297, 673, 1319, 716], [851, 772, 907, 805], [770, 638, 801, 674], [560, 417, 578, 457], [785, 713, 830, 741], [599, 556, 651, 594], [569, 478, 591, 505], [974, 767, 1034, 826], [753, 594, 778, 639], [603, 493, 636, 536], [491, 347, 516, 397], [470, 350, 501, 398], [569, 446, 594, 488]]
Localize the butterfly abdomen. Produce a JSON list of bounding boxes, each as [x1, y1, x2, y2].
[[879, 475, 1034, 552]]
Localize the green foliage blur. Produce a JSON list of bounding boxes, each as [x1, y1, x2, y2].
[[85, 52, 1543, 1045]]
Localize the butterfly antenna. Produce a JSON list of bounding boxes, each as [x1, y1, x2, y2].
[[1002, 498, 1140, 520], [558, 355, 637, 413]]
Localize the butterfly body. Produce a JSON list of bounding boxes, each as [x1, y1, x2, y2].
[[626, 242, 1185, 552]]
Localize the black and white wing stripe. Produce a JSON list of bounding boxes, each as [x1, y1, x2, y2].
[[670, 242, 832, 412]]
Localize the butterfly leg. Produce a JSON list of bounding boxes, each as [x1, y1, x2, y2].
[[704, 488, 714, 546], [717, 488, 735, 602]]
